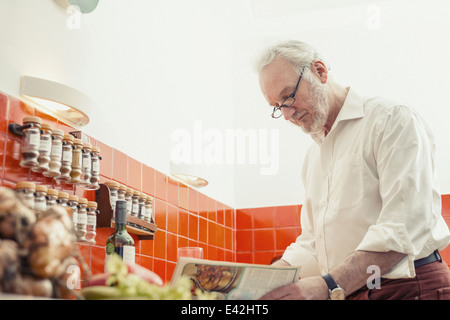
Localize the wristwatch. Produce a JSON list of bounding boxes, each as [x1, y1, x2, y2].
[[322, 273, 346, 300]]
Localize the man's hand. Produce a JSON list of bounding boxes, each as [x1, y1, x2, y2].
[[259, 276, 329, 300]]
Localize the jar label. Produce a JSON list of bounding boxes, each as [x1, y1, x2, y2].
[[29, 132, 40, 147], [51, 144, 62, 157], [92, 160, 100, 173], [40, 138, 52, 153], [77, 213, 87, 224], [82, 157, 91, 170], [87, 214, 96, 226], [62, 149, 72, 162], [72, 212, 78, 225]]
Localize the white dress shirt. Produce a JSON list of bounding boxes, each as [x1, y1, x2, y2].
[[282, 88, 450, 279]]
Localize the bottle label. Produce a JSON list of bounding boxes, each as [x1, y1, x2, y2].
[[104, 245, 135, 265], [121, 245, 135, 265]]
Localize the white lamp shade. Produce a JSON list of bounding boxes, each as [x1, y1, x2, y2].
[[170, 161, 209, 188], [20, 75, 90, 127]]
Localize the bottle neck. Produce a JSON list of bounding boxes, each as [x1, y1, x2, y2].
[[115, 222, 127, 231]]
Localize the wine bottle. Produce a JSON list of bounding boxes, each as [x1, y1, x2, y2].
[[105, 200, 135, 270]]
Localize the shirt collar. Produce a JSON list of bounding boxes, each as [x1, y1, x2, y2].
[[329, 87, 365, 132], [310, 87, 364, 145]]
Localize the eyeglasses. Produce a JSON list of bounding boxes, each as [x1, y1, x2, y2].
[[271, 66, 306, 119]]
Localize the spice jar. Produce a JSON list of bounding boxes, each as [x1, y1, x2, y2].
[[117, 184, 126, 201], [68, 195, 79, 233], [43, 129, 64, 178], [145, 195, 154, 223], [105, 180, 119, 211], [76, 197, 88, 242], [34, 184, 48, 215], [56, 134, 74, 181], [68, 139, 83, 184], [138, 192, 146, 220], [125, 188, 133, 216], [86, 201, 97, 244], [80, 142, 92, 186], [87, 146, 101, 190], [32, 123, 52, 173], [46, 188, 59, 207], [19, 116, 42, 168], [58, 191, 69, 207], [15, 181, 36, 209], [131, 190, 140, 218]]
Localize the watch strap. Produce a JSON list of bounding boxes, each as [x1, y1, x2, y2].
[[322, 273, 339, 291]]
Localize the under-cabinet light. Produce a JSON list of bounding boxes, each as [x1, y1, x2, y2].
[[170, 161, 209, 188], [20, 75, 91, 127]]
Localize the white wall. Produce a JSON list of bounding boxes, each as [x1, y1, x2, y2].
[[1, 0, 449, 209], [231, 0, 450, 208]]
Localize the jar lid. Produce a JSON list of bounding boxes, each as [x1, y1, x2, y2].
[[82, 142, 92, 149], [118, 184, 127, 191], [47, 188, 59, 196], [91, 146, 100, 153], [58, 191, 69, 199], [87, 201, 97, 208], [15, 181, 36, 190], [68, 195, 79, 202], [63, 134, 75, 142], [23, 116, 42, 125], [41, 123, 53, 130], [78, 197, 88, 204], [52, 129, 64, 137], [35, 185, 48, 192], [105, 180, 119, 188], [145, 195, 153, 202], [133, 189, 140, 195], [126, 188, 134, 194], [74, 138, 83, 145]]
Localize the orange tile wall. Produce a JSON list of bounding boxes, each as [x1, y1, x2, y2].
[[1, 90, 450, 284], [0, 91, 235, 283]]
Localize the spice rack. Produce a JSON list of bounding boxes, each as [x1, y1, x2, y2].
[[95, 183, 157, 240]]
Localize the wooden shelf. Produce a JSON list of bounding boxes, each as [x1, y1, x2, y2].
[[96, 183, 157, 240]]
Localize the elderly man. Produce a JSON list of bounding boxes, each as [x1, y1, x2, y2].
[[256, 40, 450, 300]]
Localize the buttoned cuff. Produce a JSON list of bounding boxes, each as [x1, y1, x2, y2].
[[355, 222, 415, 278]]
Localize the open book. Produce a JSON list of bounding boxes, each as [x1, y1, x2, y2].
[[170, 257, 301, 300]]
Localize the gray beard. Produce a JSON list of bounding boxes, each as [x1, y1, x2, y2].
[[300, 79, 329, 136]]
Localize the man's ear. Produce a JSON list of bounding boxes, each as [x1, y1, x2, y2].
[[311, 60, 328, 84]]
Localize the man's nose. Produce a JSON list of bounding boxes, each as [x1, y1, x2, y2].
[[281, 106, 295, 120]]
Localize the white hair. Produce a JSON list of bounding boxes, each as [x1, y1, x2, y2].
[[255, 40, 329, 82]]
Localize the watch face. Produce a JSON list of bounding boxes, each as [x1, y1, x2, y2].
[[330, 288, 346, 300]]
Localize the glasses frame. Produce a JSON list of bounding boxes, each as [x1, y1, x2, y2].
[[271, 65, 306, 119]]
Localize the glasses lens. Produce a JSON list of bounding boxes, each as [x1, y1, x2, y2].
[[272, 97, 295, 119], [283, 97, 295, 108], [272, 108, 283, 118]]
